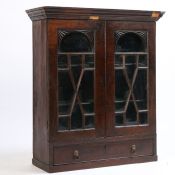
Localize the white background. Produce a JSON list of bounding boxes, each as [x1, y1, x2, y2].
[[0, 0, 174, 174]]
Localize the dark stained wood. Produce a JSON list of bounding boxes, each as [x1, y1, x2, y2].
[[106, 139, 154, 158], [148, 22, 157, 134], [33, 155, 157, 173], [26, 6, 164, 22], [27, 6, 163, 173], [52, 133, 156, 146], [53, 143, 105, 165], [32, 20, 50, 164]]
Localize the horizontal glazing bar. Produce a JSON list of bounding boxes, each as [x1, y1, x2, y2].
[[58, 114, 69, 118], [115, 66, 148, 70], [115, 63, 148, 66], [58, 52, 95, 55], [84, 68, 95, 71], [57, 68, 69, 71], [115, 99, 145, 103], [138, 67, 149, 69], [58, 113, 95, 118], [114, 67, 125, 70], [115, 111, 125, 114], [58, 101, 93, 106], [57, 68, 95, 71], [115, 52, 148, 55], [81, 101, 93, 104], [115, 109, 148, 114], [58, 104, 70, 107], [138, 109, 148, 113], [58, 128, 95, 132], [115, 123, 149, 128], [84, 113, 95, 116]]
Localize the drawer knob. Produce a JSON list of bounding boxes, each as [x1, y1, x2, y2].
[[73, 150, 79, 159], [130, 144, 136, 153]]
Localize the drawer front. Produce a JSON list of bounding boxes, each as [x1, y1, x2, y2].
[[54, 143, 105, 165], [106, 139, 154, 158]]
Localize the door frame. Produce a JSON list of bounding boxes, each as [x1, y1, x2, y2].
[[106, 21, 156, 137], [48, 19, 106, 142]]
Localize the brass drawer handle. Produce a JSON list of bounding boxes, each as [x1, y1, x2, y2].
[[130, 144, 136, 153], [73, 150, 79, 159]]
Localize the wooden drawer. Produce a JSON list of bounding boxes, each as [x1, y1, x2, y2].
[[106, 139, 154, 158], [53, 143, 105, 165]]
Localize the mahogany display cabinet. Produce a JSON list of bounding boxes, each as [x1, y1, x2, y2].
[[26, 6, 164, 173]]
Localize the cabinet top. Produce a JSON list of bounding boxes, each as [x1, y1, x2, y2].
[[26, 6, 164, 22]]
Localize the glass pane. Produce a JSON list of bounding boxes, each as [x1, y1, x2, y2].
[[115, 100, 125, 113], [71, 55, 82, 65], [82, 102, 94, 114], [115, 69, 129, 112], [139, 55, 147, 67], [126, 101, 137, 124], [115, 55, 123, 67], [80, 71, 94, 114], [71, 103, 83, 129], [116, 32, 145, 52], [59, 103, 70, 116], [58, 72, 73, 115], [115, 114, 124, 126], [59, 117, 68, 130], [85, 115, 94, 128], [125, 55, 137, 80], [71, 55, 81, 84], [133, 69, 147, 110], [139, 112, 148, 124], [85, 55, 94, 68], [58, 55, 67, 68], [60, 31, 92, 52]]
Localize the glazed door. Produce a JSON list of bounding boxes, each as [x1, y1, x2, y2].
[[106, 21, 156, 136], [48, 20, 105, 141]]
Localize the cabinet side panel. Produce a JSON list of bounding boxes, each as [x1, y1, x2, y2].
[[33, 20, 49, 164]]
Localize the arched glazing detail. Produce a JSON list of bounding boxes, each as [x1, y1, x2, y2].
[[115, 31, 146, 52], [59, 31, 93, 52]]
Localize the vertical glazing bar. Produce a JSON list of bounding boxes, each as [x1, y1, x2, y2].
[[135, 55, 139, 124], [146, 54, 149, 124], [122, 54, 125, 69], [123, 54, 129, 113], [122, 55, 127, 124], [81, 54, 85, 129], [67, 54, 72, 129]]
